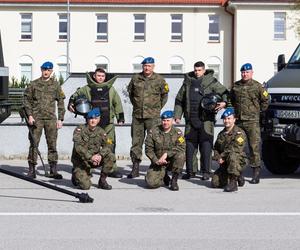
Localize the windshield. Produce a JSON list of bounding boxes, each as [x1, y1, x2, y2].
[[288, 44, 300, 64]]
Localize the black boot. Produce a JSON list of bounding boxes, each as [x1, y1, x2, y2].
[[249, 167, 260, 184], [224, 175, 238, 192], [98, 172, 112, 190], [170, 173, 179, 191], [163, 171, 171, 186], [201, 172, 211, 181], [181, 172, 196, 180], [237, 174, 245, 187], [27, 163, 36, 179], [127, 161, 140, 179], [49, 164, 63, 179]]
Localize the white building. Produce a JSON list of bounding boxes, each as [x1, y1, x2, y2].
[[0, 0, 298, 87]]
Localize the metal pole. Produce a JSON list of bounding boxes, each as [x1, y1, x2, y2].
[[66, 0, 70, 77]]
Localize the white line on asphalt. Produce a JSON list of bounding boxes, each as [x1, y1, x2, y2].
[[1, 212, 300, 216]]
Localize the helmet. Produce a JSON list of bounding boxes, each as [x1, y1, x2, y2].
[[201, 93, 221, 112], [74, 96, 91, 115]]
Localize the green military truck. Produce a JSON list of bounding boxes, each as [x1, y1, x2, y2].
[[261, 43, 300, 174], [0, 31, 11, 124]]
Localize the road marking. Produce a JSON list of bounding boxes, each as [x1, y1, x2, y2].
[[1, 212, 300, 216]]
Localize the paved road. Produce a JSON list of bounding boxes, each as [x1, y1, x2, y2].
[[1, 160, 300, 249]]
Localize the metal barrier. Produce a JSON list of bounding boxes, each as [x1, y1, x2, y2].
[[8, 88, 24, 112]]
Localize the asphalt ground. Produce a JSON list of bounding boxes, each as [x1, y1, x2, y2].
[[1, 160, 300, 249]]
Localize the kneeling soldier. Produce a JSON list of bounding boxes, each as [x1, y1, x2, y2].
[[145, 111, 185, 191], [71, 108, 115, 190], [211, 108, 247, 192]]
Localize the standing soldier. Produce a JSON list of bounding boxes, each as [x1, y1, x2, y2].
[[68, 68, 124, 178], [71, 108, 115, 190], [174, 61, 228, 180], [230, 63, 269, 184], [23, 61, 65, 179], [211, 108, 247, 192], [127, 57, 169, 178], [145, 111, 185, 191]]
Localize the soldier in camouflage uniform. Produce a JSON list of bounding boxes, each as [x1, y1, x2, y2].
[[174, 61, 228, 181], [68, 67, 124, 178], [211, 108, 247, 192], [71, 108, 115, 190], [145, 111, 185, 191], [127, 57, 169, 178], [23, 61, 65, 179], [229, 63, 269, 184]]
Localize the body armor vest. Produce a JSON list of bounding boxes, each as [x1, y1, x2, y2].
[[91, 86, 110, 127], [189, 78, 204, 129]]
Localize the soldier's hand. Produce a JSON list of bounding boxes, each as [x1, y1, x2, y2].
[[92, 154, 102, 165], [218, 158, 225, 165], [175, 119, 181, 124], [28, 115, 35, 126], [68, 103, 75, 113], [57, 120, 63, 129], [157, 153, 168, 165], [215, 102, 226, 112]]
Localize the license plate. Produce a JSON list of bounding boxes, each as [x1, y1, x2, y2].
[[275, 110, 300, 119]]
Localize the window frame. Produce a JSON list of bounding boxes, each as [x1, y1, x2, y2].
[[134, 14, 146, 41], [20, 13, 32, 40], [20, 63, 32, 81], [274, 12, 286, 40], [58, 13, 68, 41], [96, 14, 108, 42], [208, 14, 220, 42], [171, 14, 183, 42]]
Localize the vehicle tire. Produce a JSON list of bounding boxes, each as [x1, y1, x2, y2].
[[262, 140, 299, 174]]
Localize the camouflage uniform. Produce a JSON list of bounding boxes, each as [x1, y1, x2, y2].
[[23, 77, 65, 166], [145, 125, 185, 188], [211, 125, 247, 188], [71, 124, 115, 190], [230, 79, 269, 168], [127, 72, 169, 162], [174, 70, 228, 176]]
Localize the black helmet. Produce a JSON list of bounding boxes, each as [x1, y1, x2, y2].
[[74, 96, 91, 116], [201, 93, 221, 112]]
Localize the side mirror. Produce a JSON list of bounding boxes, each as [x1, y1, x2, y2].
[[277, 54, 286, 72]]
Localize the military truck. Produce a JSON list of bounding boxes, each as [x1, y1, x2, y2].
[[0, 31, 11, 123], [261, 43, 300, 174]]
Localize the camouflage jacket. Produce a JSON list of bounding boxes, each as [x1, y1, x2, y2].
[[71, 124, 112, 168], [229, 79, 269, 121], [69, 72, 124, 123], [23, 77, 65, 120], [213, 125, 247, 161], [145, 125, 185, 164], [127, 72, 169, 119], [174, 70, 228, 121]]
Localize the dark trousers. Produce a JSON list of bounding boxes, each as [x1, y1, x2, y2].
[[185, 124, 213, 174]]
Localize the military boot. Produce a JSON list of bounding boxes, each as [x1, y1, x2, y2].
[[249, 167, 260, 184], [237, 174, 245, 187], [170, 173, 179, 191], [181, 172, 196, 180], [98, 172, 112, 190], [49, 164, 63, 179], [224, 175, 238, 192], [127, 161, 140, 179], [163, 171, 171, 186], [27, 163, 36, 179]]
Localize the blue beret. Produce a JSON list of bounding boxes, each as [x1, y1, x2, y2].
[[86, 107, 101, 119], [41, 61, 53, 70], [221, 108, 235, 119], [141, 57, 155, 64], [161, 110, 174, 119], [240, 63, 252, 72]]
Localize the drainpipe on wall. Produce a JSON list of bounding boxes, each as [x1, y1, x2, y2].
[[224, 1, 236, 88]]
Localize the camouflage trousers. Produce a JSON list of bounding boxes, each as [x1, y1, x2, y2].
[[102, 123, 118, 173], [27, 119, 58, 165], [237, 120, 261, 167], [130, 117, 160, 162], [211, 152, 246, 188], [72, 151, 115, 190], [145, 153, 185, 188]]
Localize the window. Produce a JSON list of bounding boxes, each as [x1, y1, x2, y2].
[[208, 15, 220, 42], [94, 55, 109, 71], [274, 12, 286, 40], [170, 64, 183, 73], [95, 64, 108, 71], [169, 56, 184, 73], [58, 63, 67, 80], [96, 14, 108, 41], [132, 56, 144, 72], [274, 63, 278, 75], [58, 14, 68, 40], [134, 14, 145, 41], [207, 64, 220, 81], [171, 14, 183, 41], [20, 13, 32, 40], [20, 63, 32, 81]]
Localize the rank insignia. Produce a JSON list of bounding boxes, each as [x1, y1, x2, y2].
[[107, 138, 113, 145], [236, 136, 244, 145]]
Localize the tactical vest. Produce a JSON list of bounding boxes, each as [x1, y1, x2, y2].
[[189, 78, 204, 129], [91, 86, 110, 127]]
